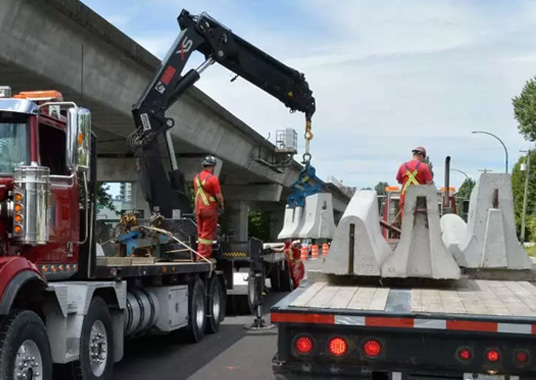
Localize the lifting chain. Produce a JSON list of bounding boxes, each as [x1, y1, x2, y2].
[[303, 117, 313, 164]]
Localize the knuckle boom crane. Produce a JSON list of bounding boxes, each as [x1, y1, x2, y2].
[[131, 9, 317, 218]]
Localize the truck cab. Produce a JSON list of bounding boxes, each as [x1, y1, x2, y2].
[[0, 87, 91, 280]]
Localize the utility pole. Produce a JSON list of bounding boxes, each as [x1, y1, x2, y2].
[[521, 149, 531, 244]]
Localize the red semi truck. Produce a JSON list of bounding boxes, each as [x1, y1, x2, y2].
[[0, 9, 317, 380]]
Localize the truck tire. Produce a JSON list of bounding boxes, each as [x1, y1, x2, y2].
[[68, 297, 113, 380], [276, 265, 293, 292], [187, 279, 206, 343], [206, 276, 226, 334], [0, 309, 52, 380]]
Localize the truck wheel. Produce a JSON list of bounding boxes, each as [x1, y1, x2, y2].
[[277, 265, 293, 292], [206, 276, 226, 334], [0, 310, 52, 380], [68, 297, 113, 380], [187, 279, 206, 343]]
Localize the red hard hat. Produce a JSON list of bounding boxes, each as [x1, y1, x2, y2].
[[412, 146, 427, 157]]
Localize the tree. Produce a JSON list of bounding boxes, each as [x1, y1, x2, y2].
[[455, 178, 476, 218], [248, 210, 271, 241], [513, 76, 536, 142], [96, 182, 117, 214], [511, 151, 536, 240], [423, 156, 434, 180], [360, 187, 372, 190], [375, 181, 389, 196]]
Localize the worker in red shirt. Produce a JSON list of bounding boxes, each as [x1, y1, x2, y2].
[[193, 156, 224, 261], [276, 239, 305, 289], [396, 146, 433, 219]]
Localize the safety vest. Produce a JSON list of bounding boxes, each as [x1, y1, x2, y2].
[[401, 161, 422, 195], [194, 174, 217, 208]]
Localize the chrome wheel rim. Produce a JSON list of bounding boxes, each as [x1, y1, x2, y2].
[[89, 320, 108, 376], [14, 340, 43, 380]]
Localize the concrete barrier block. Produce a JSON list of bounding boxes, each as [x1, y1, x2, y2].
[[278, 206, 303, 240], [382, 185, 461, 279], [323, 191, 392, 276], [459, 173, 531, 269], [440, 214, 468, 267], [296, 193, 336, 239]]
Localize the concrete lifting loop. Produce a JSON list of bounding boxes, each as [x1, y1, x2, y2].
[[323, 191, 392, 276], [278, 193, 336, 240], [381, 185, 461, 279], [455, 173, 532, 269]]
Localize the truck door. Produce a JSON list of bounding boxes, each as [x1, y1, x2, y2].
[[31, 121, 80, 263]]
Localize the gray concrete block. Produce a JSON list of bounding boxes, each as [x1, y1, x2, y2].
[[440, 214, 468, 267], [323, 191, 392, 276], [278, 206, 303, 240], [382, 185, 461, 279], [459, 173, 531, 269], [297, 193, 336, 239]]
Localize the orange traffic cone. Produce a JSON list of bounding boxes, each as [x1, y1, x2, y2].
[[311, 245, 319, 260], [300, 245, 308, 261], [322, 243, 329, 257]]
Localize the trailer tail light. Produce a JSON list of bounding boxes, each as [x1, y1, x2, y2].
[[363, 339, 382, 358], [515, 350, 529, 364], [295, 336, 313, 355], [486, 350, 500, 362], [328, 337, 348, 357], [457, 348, 472, 361]]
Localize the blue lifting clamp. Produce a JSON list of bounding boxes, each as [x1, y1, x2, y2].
[[286, 158, 324, 208]]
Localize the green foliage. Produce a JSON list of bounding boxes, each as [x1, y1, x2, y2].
[[455, 178, 476, 218], [375, 181, 389, 196], [248, 210, 271, 241], [511, 151, 536, 241], [96, 182, 118, 215], [423, 156, 434, 179], [513, 76, 536, 142]]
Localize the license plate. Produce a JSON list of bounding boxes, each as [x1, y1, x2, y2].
[[463, 374, 518, 380]]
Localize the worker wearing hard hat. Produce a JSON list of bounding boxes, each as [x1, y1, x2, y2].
[[396, 146, 433, 219], [193, 155, 224, 261]]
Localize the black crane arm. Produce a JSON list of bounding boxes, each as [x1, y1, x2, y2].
[[130, 9, 316, 218]]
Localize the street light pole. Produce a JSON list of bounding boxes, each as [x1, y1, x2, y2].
[[520, 149, 531, 244], [472, 131, 509, 173]]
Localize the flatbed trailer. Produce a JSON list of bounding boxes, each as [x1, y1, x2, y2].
[[271, 277, 536, 380]]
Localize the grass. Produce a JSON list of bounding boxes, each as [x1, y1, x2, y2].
[[525, 245, 536, 257]]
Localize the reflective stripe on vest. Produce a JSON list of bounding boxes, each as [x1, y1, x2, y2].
[[198, 237, 213, 245], [195, 175, 216, 207], [401, 161, 422, 194]]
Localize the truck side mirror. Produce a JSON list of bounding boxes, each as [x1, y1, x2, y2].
[[67, 107, 91, 172]]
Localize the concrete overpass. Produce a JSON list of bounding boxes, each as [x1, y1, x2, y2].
[[0, 0, 351, 239]]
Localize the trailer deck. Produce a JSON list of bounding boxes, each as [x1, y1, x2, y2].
[[272, 279, 536, 334]]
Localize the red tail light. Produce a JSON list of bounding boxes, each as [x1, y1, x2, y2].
[[328, 337, 348, 356], [295, 336, 313, 354], [457, 348, 472, 361], [515, 350, 529, 364], [486, 350, 500, 362], [363, 339, 382, 358]]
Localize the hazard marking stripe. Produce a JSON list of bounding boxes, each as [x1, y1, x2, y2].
[[334, 315, 364, 326], [271, 313, 334, 324], [446, 320, 497, 333], [272, 312, 536, 335]]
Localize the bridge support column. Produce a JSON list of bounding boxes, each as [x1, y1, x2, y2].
[[228, 201, 249, 241]]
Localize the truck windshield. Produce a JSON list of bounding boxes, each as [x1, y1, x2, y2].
[[0, 122, 28, 174]]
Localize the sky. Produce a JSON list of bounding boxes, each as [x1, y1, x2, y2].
[[82, 0, 536, 190]]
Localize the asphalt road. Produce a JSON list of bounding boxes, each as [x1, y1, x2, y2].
[[114, 291, 289, 380]]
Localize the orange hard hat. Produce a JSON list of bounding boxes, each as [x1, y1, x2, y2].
[[412, 146, 427, 157]]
